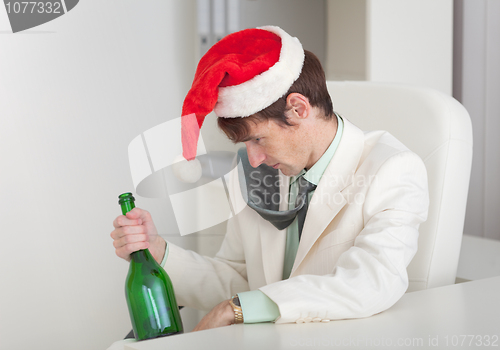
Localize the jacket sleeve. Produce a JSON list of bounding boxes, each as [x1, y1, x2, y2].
[[164, 215, 251, 311], [259, 151, 429, 323]]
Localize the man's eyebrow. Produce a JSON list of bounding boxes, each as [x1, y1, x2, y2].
[[241, 135, 255, 142]]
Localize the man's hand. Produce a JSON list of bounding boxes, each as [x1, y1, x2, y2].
[[110, 207, 166, 264], [192, 300, 235, 332]]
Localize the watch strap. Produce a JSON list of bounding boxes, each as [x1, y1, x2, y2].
[[229, 295, 244, 324]]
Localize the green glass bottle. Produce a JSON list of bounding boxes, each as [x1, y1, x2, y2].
[[118, 192, 183, 340]]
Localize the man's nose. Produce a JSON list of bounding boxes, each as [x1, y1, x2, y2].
[[246, 144, 266, 168]]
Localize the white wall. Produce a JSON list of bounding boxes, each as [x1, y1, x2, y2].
[[454, 0, 500, 241], [326, 0, 453, 95], [238, 0, 327, 67], [367, 0, 453, 95], [326, 0, 367, 81], [0, 1, 197, 349]]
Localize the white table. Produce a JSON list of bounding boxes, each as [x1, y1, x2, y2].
[[108, 277, 500, 350]]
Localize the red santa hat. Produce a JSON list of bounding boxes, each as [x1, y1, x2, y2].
[[181, 26, 304, 161]]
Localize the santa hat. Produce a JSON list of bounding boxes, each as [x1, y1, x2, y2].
[[181, 26, 305, 161]]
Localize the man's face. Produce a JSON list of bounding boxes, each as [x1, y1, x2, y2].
[[243, 118, 311, 176]]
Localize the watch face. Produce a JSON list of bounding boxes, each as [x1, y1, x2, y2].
[[233, 296, 241, 307]]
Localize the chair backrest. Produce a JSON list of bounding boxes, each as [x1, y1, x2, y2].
[[326, 81, 473, 292]]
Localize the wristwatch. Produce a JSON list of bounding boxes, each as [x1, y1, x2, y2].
[[229, 295, 244, 324]]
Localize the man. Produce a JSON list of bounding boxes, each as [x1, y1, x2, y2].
[[111, 26, 429, 330]]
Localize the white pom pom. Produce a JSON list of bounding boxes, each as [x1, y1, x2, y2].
[[173, 155, 202, 183]]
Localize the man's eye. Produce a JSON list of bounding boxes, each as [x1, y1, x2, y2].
[[255, 138, 261, 142]]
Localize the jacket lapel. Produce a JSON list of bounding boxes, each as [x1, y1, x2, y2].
[[259, 171, 289, 285], [290, 119, 365, 276]]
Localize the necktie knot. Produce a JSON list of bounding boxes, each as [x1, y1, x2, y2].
[[295, 176, 317, 208]]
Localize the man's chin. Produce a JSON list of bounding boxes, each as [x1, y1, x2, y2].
[[280, 168, 300, 176]]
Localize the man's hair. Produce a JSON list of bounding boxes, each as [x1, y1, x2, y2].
[[217, 50, 334, 143]]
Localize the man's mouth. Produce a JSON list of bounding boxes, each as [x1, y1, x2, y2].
[[272, 163, 280, 169]]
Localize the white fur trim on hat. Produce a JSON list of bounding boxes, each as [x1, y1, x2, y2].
[[214, 26, 305, 118]]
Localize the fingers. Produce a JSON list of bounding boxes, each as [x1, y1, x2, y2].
[[111, 207, 148, 259], [113, 215, 139, 229], [112, 208, 150, 228], [126, 207, 151, 224], [116, 240, 150, 259], [111, 222, 147, 242], [111, 227, 149, 259], [111, 223, 144, 242]]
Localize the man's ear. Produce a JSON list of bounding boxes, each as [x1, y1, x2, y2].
[[286, 93, 310, 119]]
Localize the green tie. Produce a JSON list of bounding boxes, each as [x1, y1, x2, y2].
[[282, 175, 316, 279]]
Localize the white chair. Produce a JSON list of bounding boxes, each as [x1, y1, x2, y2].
[[326, 81, 473, 292]]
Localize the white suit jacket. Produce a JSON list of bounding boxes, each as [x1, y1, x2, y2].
[[165, 118, 429, 323]]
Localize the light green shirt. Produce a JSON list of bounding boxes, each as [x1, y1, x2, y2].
[[239, 114, 344, 323]]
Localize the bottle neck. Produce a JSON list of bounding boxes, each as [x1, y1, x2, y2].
[[119, 192, 136, 215], [121, 201, 135, 215], [130, 248, 155, 264]]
